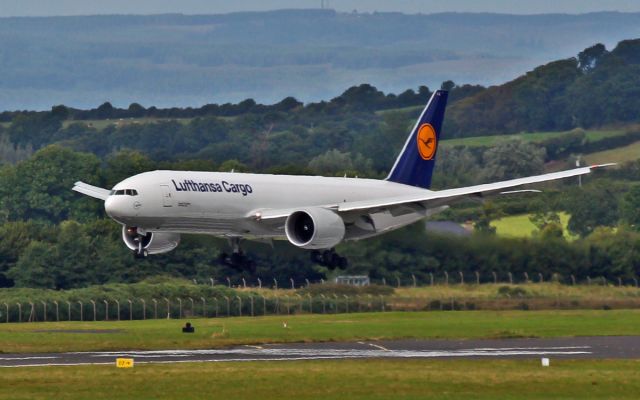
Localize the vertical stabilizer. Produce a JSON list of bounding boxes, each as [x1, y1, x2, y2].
[[386, 90, 448, 189]]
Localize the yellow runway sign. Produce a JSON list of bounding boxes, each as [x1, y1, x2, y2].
[[116, 358, 134, 368]]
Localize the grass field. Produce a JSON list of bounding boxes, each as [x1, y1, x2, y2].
[[2, 310, 640, 354], [441, 129, 625, 148], [490, 212, 576, 239], [1, 359, 638, 400], [584, 140, 640, 165]]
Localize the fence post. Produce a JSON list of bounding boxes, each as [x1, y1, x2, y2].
[[163, 297, 170, 318], [16, 303, 22, 323], [307, 294, 313, 313], [321, 278, 325, 285], [475, 271, 480, 285], [380, 295, 385, 312], [492, 271, 497, 284], [508, 272, 513, 284], [188, 298, 194, 317], [571, 275, 576, 285], [524, 272, 529, 283], [115, 299, 121, 321], [201, 297, 206, 318], [242, 278, 247, 289], [332, 294, 338, 313], [459, 271, 464, 285], [412, 274, 417, 288], [396, 275, 401, 288], [28, 301, 35, 322], [290, 278, 295, 289], [177, 298, 182, 319], [249, 296, 254, 317], [226, 277, 231, 288], [382, 277, 386, 286], [429, 272, 434, 286], [90, 300, 96, 321], [210, 277, 215, 287], [257, 278, 262, 289], [261, 296, 266, 316], [103, 300, 108, 321], [224, 296, 230, 317], [3, 303, 8, 323], [634, 277, 639, 288], [273, 278, 278, 290], [141, 299, 147, 320], [295, 294, 303, 313], [444, 271, 449, 285], [320, 294, 326, 314], [587, 276, 591, 285], [618, 277, 622, 287], [305, 278, 310, 287], [213, 297, 219, 317], [236, 296, 242, 317], [127, 299, 133, 320], [41, 301, 47, 322], [77, 301, 83, 321], [152, 298, 158, 319], [66, 301, 71, 321], [538, 273, 543, 283]]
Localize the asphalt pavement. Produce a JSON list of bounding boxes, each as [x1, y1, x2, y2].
[[2, 336, 639, 367]]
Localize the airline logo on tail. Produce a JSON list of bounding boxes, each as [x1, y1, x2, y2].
[[417, 123, 437, 160]]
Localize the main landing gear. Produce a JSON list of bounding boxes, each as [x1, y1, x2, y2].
[[218, 237, 256, 272], [310, 249, 348, 269]]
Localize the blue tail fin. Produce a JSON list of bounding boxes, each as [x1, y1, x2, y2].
[[386, 90, 448, 189]]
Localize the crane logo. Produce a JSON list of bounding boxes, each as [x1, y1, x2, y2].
[[417, 123, 437, 160]]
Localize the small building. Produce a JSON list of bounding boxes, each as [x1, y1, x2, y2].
[[335, 275, 370, 286]]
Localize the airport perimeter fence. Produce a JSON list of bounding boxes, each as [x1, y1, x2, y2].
[[3, 293, 640, 323]]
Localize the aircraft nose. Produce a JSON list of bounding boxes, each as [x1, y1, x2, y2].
[[105, 195, 126, 219]]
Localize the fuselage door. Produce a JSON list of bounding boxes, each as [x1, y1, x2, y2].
[[160, 184, 173, 207]]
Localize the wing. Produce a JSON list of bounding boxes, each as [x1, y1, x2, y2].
[[248, 164, 614, 220], [72, 181, 110, 200]]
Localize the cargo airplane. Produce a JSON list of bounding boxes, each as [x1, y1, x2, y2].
[[73, 90, 612, 269]]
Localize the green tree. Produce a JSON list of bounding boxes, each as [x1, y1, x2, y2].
[[620, 185, 640, 231]]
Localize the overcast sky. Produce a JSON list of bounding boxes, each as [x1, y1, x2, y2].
[[2, 0, 640, 17]]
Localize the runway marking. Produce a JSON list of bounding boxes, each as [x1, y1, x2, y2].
[[244, 345, 264, 350], [367, 343, 389, 351], [0, 346, 593, 368]]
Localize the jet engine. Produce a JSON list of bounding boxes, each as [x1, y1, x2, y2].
[[284, 208, 345, 249], [122, 226, 180, 255]]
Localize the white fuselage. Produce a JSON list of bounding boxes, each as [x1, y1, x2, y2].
[[105, 170, 439, 241]]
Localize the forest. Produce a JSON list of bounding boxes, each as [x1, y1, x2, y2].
[[0, 40, 638, 289]]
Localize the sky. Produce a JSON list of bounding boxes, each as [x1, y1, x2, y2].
[[1, 0, 640, 17]]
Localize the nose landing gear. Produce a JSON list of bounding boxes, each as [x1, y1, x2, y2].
[[126, 226, 150, 259], [310, 249, 348, 269]]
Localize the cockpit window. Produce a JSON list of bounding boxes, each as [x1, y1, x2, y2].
[[110, 189, 138, 196]]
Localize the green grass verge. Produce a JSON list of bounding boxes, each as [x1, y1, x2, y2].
[[490, 212, 576, 239], [2, 310, 640, 354], [1, 359, 638, 400], [584, 140, 640, 165], [441, 129, 625, 147]]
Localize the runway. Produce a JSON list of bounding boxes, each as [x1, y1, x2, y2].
[[1, 336, 639, 367]]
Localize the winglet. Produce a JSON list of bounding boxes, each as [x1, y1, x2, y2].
[[72, 181, 111, 200]]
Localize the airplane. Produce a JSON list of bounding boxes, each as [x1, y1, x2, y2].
[[73, 90, 613, 270]]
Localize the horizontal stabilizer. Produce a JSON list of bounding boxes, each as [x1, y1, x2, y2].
[[72, 181, 110, 200]]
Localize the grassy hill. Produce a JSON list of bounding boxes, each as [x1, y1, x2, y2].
[[491, 212, 576, 239]]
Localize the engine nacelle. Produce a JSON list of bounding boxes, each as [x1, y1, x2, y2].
[[122, 226, 180, 255], [284, 208, 345, 250]]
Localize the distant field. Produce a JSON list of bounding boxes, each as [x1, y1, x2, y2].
[[1, 359, 638, 400], [441, 129, 625, 147], [490, 212, 576, 239], [584, 140, 640, 165], [1, 310, 639, 353]]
